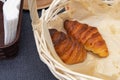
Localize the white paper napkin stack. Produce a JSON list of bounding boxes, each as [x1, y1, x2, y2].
[[3, 0, 21, 45]]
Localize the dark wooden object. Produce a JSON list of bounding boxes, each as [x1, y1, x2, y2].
[[0, 0, 23, 59]]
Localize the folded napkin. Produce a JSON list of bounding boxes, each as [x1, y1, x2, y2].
[[3, 0, 21, 45]]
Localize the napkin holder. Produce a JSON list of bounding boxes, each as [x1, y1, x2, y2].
[[0, 0, 23, 59]]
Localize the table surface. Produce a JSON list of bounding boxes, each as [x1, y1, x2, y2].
[[0, 10, 57, 80]]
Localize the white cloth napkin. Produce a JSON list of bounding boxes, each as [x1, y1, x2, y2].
[[3, 0, 21, 45]]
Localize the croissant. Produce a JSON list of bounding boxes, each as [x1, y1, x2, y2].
[[64, 20, 109, 57], [49, 29, 87, 64]]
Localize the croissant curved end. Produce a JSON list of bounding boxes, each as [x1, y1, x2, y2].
[[98, 50, 109, 58]]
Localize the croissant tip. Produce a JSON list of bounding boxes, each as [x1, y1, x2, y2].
[[49, 29, 57, 36], [100, 54, 109, 58], [64, 20, 69, 24], [98, 51, 109, 58]]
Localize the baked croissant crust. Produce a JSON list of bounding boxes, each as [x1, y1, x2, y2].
[[64, 20, 109, 57], [49, 29, 87, 64]]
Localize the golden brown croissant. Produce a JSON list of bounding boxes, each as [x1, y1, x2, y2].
[[49, 29, 87, 64], [64, 20, 109, 57]]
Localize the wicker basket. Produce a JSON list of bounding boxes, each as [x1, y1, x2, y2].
[[28, 0, 116, 80]]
